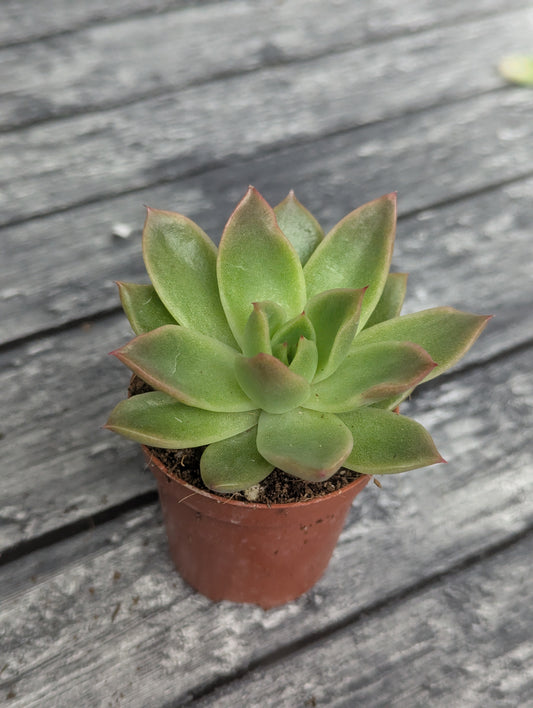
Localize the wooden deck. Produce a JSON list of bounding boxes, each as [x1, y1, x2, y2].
[[2, 1, 533, 705]]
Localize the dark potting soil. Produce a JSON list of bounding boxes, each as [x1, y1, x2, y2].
[[129, 375, 363, 505]]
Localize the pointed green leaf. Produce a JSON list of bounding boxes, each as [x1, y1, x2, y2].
[[306, 287, 366, 382], [354, 307, 491, 382], [499, 55, 533, 86], [200, 427, 273, 493], [253, 300, 287, 336], [257, 409, 353, 482], [105, 392, 259, 448], [304, 193, 397, 329], [242, 300, 287, 357], [306, 342, 436, 412], [339, 407, 444, 474], [234, 353, 310, 414], [113, 325, 255, 412], [142, 207, 236, 347], [271, 312, 315, 361], [289, 337, 318, 382], [217, 187, 306, 346], [242, 302, 272, 357], [364, 272, 408, 329], [117, 282, 177, 335], [274, 190, 324, 264]]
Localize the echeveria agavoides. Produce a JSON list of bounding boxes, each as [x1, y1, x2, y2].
[[106, 187, 490, 493]]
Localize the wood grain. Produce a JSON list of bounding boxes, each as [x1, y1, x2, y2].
[[2, 102, 533, 345], [2, 5, 531, 130], [193, 533, 533, 707], [2, 14, 533, 226], [1, 343, 531, 705], [0, 0, 212, 47], [2, 0, 527, 49]]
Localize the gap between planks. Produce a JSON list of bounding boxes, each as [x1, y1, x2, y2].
[[0, 490, 157, 568], [0, 0, 226, 50], [0, 85, 528, 233], [188, 520, 533, 705], [1, 2, 530, 133], [1, 0, 527, 52]]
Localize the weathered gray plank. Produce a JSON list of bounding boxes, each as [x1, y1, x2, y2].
[[1, 343, 532, 706], [0, 0, 211, 47], [1, 0, 528, 50], [2, 4, 531, 130], [0, 318, 145, 553], [2, 15, 533, 227], [194, 534, 533, 708]]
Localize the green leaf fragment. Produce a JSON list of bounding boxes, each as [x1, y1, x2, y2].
[[104, 392, 259, 448], [306, 341, 436, 412], [234, 353, 310, 414], [304, 193, 397, 330], [113, 325, 255, 412], [354, 307, 491, 382], [306, 288, 366, 382], [289, 336, 318, 381], [499, 55, 533, 86], [270, 312, 315, 361], [339, 407, 444, 474], [217, 187, 306, 347], [274, 190, 324, 264], [142, 208, 236, 346], [257, 409, 354, 482], [242, 302, 272, 356], [364, 272, 408, 329], [200, 427, 273, 493], [117, 282, 177, 335]]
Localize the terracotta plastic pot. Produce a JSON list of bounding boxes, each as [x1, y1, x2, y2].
[[144, 446, 370, 609]]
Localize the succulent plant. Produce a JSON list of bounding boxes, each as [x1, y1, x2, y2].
[[105, 187, 489, 493]]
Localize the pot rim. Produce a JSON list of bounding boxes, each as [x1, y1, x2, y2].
[[143, 445, 371, 511]]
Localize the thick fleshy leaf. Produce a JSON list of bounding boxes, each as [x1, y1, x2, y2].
[[257, 409, 353, 482], [339, 407, 444, 474], [274, 190, 324, 264], [217, 187, 306, 346], [276, 341, 289, 366], [104, 392, 258, 448], [234, 353, 310, 414], [112, 325, 255, 412], [305, 287, 366, 382], [271, 312, 315, 362], [289, 336, 318, 382], [117, 282, 177, 335], [364, 272, 408, 329], [142, 207, 236, 347], [304, 193, 397, 329], [200, 427, 273, 493], [499, 55, 533, 86], [253, 300, 287, 336], [306, 341, 436, 412], [370, 389, 415, 411], [354, 307, 491, 382], [242, 302, 272, 357], [242, 300, 287, 357]]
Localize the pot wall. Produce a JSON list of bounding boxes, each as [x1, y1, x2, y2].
[[144, 447, 370, 609]]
